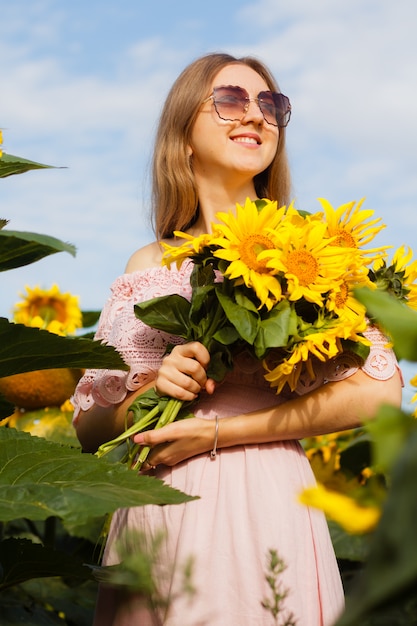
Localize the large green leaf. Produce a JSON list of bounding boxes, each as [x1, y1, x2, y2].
[[0, 229, 76, 271], [354, 287, 417, 361], [0, 152, 57, 178], [0, 318, 128, 376], [1, 578, 96, 625], [329, 521, 370, 562], [0, 537, 92, 591], [0, 428, 196, 524]]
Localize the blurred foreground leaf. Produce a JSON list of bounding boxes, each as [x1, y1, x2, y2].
[[336, 426, 417, 625], [355, 287, 417, 361]]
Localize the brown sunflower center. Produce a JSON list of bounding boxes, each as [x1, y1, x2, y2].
[[335, 228, 356, 248], [238, 234, 274, 273], [286, 250, 319, 285], [30, 298, 68, 323]]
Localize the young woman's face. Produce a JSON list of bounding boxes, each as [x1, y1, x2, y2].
[[189, 64, 279, 188]]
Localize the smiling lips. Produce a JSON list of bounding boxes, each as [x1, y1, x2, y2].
[[232, 134, 261, 146]]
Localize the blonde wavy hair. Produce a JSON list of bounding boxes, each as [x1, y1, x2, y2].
[[152, 53, 292, 239]]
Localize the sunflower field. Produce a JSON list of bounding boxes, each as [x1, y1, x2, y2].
[[1, 130, 417, 625]]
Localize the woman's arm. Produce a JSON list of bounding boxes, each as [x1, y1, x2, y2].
[[75, 383, 152, 453], [74, 341, 214, 453], [134, 368, 403, 467]]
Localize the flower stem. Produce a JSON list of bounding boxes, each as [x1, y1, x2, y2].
[[95, 404, 160, 458], [131, 398, 184, 470]]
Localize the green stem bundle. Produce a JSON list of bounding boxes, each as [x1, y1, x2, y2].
[[95, 392, 187, 471]]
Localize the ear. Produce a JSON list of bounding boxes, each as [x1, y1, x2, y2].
[[186, 145, 193, 158]]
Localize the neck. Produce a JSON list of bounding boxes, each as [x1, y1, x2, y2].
[[189, 179, 258, 235]]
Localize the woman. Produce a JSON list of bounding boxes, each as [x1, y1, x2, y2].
[[73, 53, 402, 625]]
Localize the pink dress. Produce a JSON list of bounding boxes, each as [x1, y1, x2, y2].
[[72, 262, 399, 626]]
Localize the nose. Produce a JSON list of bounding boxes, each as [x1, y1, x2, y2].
[[242, 98, 264, 124]]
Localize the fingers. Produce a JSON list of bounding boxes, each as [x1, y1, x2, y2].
[[205, 378, 216, 395], [141, 459, 156, 472], [172, 342, 211, 368], [155, 342, 211, 401], [134, 418, 215, 468]]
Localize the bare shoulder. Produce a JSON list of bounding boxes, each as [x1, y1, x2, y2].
[[124, 241, 164, 273]]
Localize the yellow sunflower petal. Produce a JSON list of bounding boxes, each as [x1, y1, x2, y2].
[[318, 197, 389, 266], [299, 483, 381, 534]]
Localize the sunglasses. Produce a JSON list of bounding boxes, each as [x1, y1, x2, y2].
[[202, 85, 291, 128]]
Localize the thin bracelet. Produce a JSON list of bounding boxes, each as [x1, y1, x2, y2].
[[210, 415, 219, 460]]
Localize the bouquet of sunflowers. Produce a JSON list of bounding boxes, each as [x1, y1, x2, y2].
[[96, 197, 417, 469]]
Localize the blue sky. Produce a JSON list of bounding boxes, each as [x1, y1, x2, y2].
[[2, 0, 417, 400]]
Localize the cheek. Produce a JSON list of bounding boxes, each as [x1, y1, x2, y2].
[[269, 132, 280, 161]]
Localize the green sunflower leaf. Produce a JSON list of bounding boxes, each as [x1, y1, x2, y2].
[[216, 290, 258, 344], [0, 229, 76, 271], [0, 152, 59, 178], [134, 294, 191, 338], [0, 428, 196, 525], [254, 300, 295, 358]]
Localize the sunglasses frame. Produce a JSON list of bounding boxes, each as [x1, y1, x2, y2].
[[202, 85, 291, 128]]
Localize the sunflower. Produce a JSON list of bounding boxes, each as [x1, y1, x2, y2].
[[209, 197, 288, 310], [262, 218, 350, 307], [13, 284, 82, 335], [372, 245, 417, 310], [161, 231, 215, 269], [299, 483, 381, 534], [263, 318, 342, 393], [318, 197, 389, 266], [264, 306, 370, 393], [325, 270, 372, 325], [0, 129, 3, 158]]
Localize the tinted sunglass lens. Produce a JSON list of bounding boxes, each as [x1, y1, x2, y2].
[[258, 94, 277, 125], [213, 87, 247, 121], [271, 93, 291, 127]]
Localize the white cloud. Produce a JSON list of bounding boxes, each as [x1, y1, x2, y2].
[[231, 0, 417, 241], [2, 0, 417, 322]]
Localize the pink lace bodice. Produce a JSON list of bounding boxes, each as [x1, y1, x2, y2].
[[72, 263, 400, 423]]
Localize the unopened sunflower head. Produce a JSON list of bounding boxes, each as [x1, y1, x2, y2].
[[12, 284, 82, 335], [371, 245, 417, 309]]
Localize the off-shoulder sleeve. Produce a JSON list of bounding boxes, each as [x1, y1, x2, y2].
[[294, 324, 403, 396], [72, 266, 192, 424]]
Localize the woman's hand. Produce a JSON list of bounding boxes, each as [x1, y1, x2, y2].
[[135, 417, 216, 467], [155, 341, 216, 401]]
